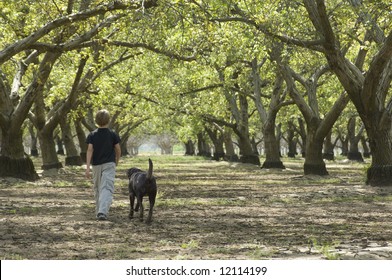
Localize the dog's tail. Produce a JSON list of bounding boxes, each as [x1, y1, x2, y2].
[[147, 158, 153, 180]]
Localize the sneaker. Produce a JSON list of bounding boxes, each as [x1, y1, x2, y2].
[[97, 213, 107, 221]]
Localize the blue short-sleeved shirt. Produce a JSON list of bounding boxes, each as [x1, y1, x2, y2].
[[86, 128, 120, 165]]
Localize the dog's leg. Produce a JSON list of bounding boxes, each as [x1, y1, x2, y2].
[[137, 196, 144, 221], [146, 192, 156, 224], [129, 193, 135, 219]]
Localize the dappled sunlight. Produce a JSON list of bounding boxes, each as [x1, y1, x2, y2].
[[1, 156, 392, 260]]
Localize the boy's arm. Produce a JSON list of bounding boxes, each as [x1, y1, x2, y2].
[[114, 143, 121, 166], [85, 143, 93, 179]]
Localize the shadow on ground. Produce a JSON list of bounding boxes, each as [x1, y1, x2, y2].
[[1, 156, 392, 259]]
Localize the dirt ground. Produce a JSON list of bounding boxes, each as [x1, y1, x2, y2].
[[1, 156, 392, 260]]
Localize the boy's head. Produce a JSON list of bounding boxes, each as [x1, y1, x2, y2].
[[95, 109, 111, 127]]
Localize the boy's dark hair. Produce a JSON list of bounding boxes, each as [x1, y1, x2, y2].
[[95, 109, 111, 127]]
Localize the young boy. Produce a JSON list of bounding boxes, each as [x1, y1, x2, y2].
[[85, 109, 121, 221]]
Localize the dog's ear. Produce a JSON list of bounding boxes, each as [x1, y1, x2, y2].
[[126, 169, 132, 179]]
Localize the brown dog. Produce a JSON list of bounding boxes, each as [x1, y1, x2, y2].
[[126, 159, 157, 223]]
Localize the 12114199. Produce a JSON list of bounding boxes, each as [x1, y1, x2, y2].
[[219, 266, 267, 276]]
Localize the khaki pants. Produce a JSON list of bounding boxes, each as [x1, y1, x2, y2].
[[92, 162, 116, 217]]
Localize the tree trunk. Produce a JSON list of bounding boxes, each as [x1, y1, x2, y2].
[[236, 92, 260, 165], [338, 133, 349, 156], [237, 134, 260, 165], [74, 119, 87, 162], [0, 128, 39, 180], [56, 136, 65, 155], [60, 118, 83, 166], [130, 146, 139, 156], [197, 132, 211, 157], [287, 120, 297, 158], [251, 57, 284, 168], [347, 117, 364, 162], [205, 127, 225, 161], [237, 138, 259, 165], [361, 136, 371, 158], [120, 135, 130, 156], [212, 141, 225, 160], [304, 130, 328, 175], [298, 118, 307, 157], [250, 137, 260, 156], [38, 129, 63, 170], [366, 127, 392, 186], [322, 130, 334, 160], [184, 140, 195, 156], [161, 146, 173, 155], [28, 123, 39, 157], [223, 129, 238, 162], [276, 123, 283, 156], [261, 118, 284, 169]]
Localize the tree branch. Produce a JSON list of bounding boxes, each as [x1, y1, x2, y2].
[[180, 84, 223, 96], [210, 14, 325, 52], [0, 0, 158, 64], [320, 90, 350, 138], [365, 31, 392, 107], [106, 40, 197, 61]]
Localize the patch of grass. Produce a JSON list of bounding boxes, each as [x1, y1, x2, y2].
[[95, 247, 108, 258], [215, 198, 247, 206], [173, 254, 191, 260], [159, 239, 175, 246], [156, 198, 189, 208], [114, 202, 128, 209], [19, 206, 41, 214], [157, 197, 247, 208], [51, 180, 74, 188], [6, 209, 17, 214], [294, 176, 345, 186], [82, 202, 95, 209], [157, 178, 184, 188], [315, 194, 392, 204], [309, 238, 341, 260], [262, 179, 292, 185], [315, 196, 363, 204], [181, 239, 200, 250], [78, 181, 93, 188], [208, 247, 232, 255], [114, 246, 153, 259], [1, 253, 24, 260], [373, 195, 392, 202], [157, 198, 207, 207], [94, 246, 152, 260], [267, 196, 296, 204], [247, 246, 277, 259]]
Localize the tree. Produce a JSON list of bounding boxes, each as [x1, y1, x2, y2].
[[205, 124, 225, 160], [347, 116, 365, 162], [211, 0, 391, 184], [214, 66, 260, 165], [277, 49, 350, 175], [32, 54, 87, 170], [0, 51, 60, 180], [0, 0, 158, 179], [250, 57, 289, 169], [301, 0, 392, 185]]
